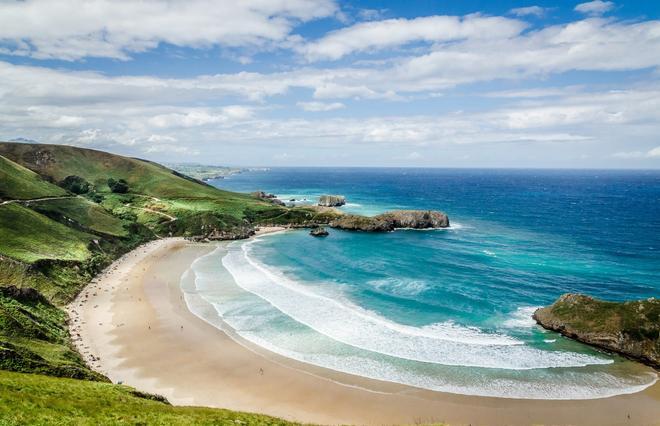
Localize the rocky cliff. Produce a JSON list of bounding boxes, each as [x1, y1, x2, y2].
[[318, 195, 346, 207], [533, 294, 659, 369], [330, 210, 449, 232]]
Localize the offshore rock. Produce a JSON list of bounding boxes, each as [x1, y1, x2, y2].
[[318, 195, 346, 207], [533, 294, 660, 369], [310, 227, 329, 237], [330, 210, 449, 232]]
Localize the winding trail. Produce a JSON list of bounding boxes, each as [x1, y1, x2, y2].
[[0, 195, 79, 206]]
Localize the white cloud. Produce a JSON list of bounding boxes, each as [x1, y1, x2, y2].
[[646, 146, 660, 158], [299, 14, 526, 61], [510, 6, 547, 17], [613, 146, 660, 159], [390, 18, 660, 89], [0, 0, 338, 60], [297, 101, 345, 111], [574, 1, 614, 16]]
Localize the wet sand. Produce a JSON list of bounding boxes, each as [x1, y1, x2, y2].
[[67, 236, 660, 426]]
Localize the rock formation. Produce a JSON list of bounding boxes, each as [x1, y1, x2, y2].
[[318, 195, 346, 207], [330, 210, 449, 232], [251, 191, 277, 199], [310, 227, 329, 237], [533, 294, 659, 369]]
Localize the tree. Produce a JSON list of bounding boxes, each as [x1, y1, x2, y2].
[[107, 178, 129, 194], [59, 175, 90, 194]]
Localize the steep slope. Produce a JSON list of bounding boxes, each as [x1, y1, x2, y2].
[[0, 154, 67, 200], [0, 203, 93, 263]]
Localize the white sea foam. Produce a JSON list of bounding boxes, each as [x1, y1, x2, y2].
[[368, 277, 430, 296], [234, 331, 657, 400], [502, 306, 541, 329], [220, 239, 613, 370]]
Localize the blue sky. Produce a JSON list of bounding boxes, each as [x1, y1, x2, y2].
[[1, 0, 659, 168]]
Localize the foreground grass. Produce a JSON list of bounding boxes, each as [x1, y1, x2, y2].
[[0, 370, 300, 425]]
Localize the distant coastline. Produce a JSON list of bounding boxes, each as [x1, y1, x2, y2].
[[165, 163, 270, 182]]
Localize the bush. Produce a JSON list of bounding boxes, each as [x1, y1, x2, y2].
[[107, 178, 129, 194], [59, 176, 90, 194]]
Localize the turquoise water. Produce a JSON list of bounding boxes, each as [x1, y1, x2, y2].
[[183, 168, 659, 399]]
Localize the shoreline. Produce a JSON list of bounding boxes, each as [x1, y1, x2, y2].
[[67, 235, 660, 426]]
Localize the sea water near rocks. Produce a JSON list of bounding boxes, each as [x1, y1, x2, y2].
[[182, 168, 660, 399]]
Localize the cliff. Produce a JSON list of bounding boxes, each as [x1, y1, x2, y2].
[[318, 195, 346, 207], [533, 294, 659, 369], [330, 210, 449, 232]]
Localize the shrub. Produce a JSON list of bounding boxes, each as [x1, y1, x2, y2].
[[107, 178, 129, 194], [59, 176, 90, 194]]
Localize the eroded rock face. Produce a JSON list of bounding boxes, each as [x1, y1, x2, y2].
[[318, 195, 346, 207], [330, 210, 449, 232], [533, 294, 660, 369]]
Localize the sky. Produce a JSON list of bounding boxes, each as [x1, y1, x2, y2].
[[1, 0, 660, 168]]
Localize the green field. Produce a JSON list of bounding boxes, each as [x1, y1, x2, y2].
[[0, 370, 299, 425]]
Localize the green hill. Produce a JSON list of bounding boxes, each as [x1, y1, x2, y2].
[[0, 142, 245, 199], [0, 203, 92, 263], [0, 155, 67, 200]]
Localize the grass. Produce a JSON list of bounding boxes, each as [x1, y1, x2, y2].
[[0, 155, 67, 201], [29, 197, 128, 238], [549, 295, 660, 342], [0, 142, 245, 200], [0, 370, 300, 425], [0, 289, 103, 381], [0, 204, 92, 263]]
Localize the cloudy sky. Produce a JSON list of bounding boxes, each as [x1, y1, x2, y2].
[[1, 0, 659, 168]]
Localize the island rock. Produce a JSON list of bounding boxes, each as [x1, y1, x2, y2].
[[533, 294, 659, 369], [310, 227, 329, 237], [318, 195, 346, 207], [330, 210, 449, 232]]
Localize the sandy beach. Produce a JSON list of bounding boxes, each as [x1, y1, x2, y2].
[[67, 232, 660, 426]]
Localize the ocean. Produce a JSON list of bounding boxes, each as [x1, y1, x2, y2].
[[183, 168, 660, 399]]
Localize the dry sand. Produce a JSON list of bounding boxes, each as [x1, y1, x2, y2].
[[67, 235, 660, 426]]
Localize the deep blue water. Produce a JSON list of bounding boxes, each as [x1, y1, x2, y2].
[[184, 168, 660, 398]]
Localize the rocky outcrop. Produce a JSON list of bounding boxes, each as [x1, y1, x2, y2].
[[189, 226, 255, 242], [330, 210, 449, 232], [533, 294, 660, 369], [251, 191, 277, 199], [310, 227, 329, 237], [318, 195, 346, 207]]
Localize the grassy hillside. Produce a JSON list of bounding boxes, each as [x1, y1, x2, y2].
[[30, 197, 128, 238], [0, 142, 244, 199], [0, 203, 92, 263], [0, 287, 104, 381], [0, 154, 67, 200], [0, 370, 298, 425]]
